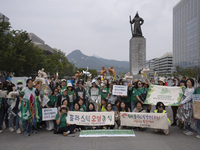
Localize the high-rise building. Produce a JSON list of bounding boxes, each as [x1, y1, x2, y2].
[[28, 33, 54, 55], [173, 0, 200, 69], [0, 12, 9, 22]]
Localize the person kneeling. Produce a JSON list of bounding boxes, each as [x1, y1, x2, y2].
[[55, 105, 76, 137], [154, 102, 171, 135], [132, 101, 146, 131]]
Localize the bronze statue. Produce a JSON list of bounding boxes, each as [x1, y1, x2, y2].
[[129, 12, 144, 37]]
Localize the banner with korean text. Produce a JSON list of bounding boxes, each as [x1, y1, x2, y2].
[[42, 108, 57, 121], [144, 85, 184, 106], [112, 85, 127, 96], [120, 112, 168, 129], [67, 111, 114, 126]]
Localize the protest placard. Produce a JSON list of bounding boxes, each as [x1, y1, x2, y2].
[[120, 112, 168, 129], [144, 85, 184, 106], [112, 85, 127, 96], [39, 95, 50, 107], [67, 111, 114, 126], [42, 108, 57, 121], [193, 94, 200, 119]]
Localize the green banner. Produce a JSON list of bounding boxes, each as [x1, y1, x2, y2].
[[79, 129, 135, 137]]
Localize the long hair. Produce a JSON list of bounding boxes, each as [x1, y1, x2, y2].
[[87, 102, 95, 111], [119, 101, 129, 112], [156, 102, 165, 110]]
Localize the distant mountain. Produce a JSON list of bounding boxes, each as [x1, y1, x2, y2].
[[67, 50, 129, 74]]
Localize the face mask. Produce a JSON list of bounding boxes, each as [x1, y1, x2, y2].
[[17, 85, 23, 88]]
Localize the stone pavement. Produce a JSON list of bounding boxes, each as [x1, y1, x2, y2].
[[0, 106, 199, 150]]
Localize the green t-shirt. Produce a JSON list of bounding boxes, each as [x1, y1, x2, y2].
[[134, 87, 148, 102], [67, 90, 74, 104], [55, 113, 67, 128], [130, 87, 137, 103], [79, 105, 86, 112], [48, 95, 58, 107], [61, 86, 67, 95], [194, 86, 200, 94], [101, 105, 107, 112], [101, 87, 110, 99]]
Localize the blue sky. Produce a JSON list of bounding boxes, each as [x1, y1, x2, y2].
[[1, 0, 180, 61]]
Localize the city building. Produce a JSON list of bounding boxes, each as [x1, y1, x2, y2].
[[28, 33, 54, 55], [173, 0, 200, 69], [146, 58, 156, 77], [0, 12, 9, 22], [154, 52, 173, 75]]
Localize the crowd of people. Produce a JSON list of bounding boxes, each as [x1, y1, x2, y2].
[[0, 75, 199, 138]]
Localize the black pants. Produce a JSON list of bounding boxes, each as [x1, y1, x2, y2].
[[171, 106, 178, 123], [58, 124, 76, 133]]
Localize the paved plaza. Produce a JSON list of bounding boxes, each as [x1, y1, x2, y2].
[[0, 107, 200, 150]]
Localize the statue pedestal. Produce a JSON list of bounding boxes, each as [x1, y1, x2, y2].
[[129, 37, 146, 75]]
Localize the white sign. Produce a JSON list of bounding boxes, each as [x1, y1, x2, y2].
[[120, 112, 168, 129], [193, 94, 200, 102], [42, 108, 57, 121], [112, 85, 127, 96], [67, 111, 114, 126], [144, 85, 184, 106], [39, 95, 50, 107]]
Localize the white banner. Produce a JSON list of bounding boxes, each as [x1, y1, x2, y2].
[[67, 111, 114, 126], [112, 85, 127, 96], [144, 85, 184, 106], [193, 94, 200, 102], [120, 112, 168, 129], [42, 108, 57, 121]]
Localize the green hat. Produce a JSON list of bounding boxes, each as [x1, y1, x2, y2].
[[17, 80, 23, 84]]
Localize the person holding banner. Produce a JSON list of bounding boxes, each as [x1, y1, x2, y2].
[[118, 101, 130, 129], [193, 78, 200, 139], [178, 78, 195, 136], [154, 102, 170, 135], [103, 103, 115, 129], [78, 98, 86, 112], [101, 98, 108, 112], [55, 105, 76, 137]]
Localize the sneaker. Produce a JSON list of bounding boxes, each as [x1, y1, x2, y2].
[[78, 128, 81, 132], [67, 134, 75, 137], [196, 135, 200, 139], [31, 130, 37, 134], [23, 132, 30, 136], [185, 131, 194, 136], [16, 128, 21, 134], [165, 130, 169, 135], [0, 130, 3, 133], [183, 130, 189, 134], [63, 132, 69, 136], [9, 127, 14, 132]]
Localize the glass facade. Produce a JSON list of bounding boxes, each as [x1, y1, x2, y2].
[[173, 0, 200, 68]]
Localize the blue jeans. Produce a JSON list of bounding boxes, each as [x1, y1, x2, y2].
[[22, 120, 32, 133], [131, 102, 136, 112], [0, 107, 4, 130], [69, 104, 73, 111], [16, 111, 20, 130], [197, 119, 200, 136]]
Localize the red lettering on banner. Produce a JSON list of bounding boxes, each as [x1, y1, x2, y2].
[[91, 115, 96, 122], [96, 116, 101, 122]]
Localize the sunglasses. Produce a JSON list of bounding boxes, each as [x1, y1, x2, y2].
[[158, 106, 163, 108]]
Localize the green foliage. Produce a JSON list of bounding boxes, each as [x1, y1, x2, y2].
[[172, 66, 199, 78], [0, 21, 97, 79]]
